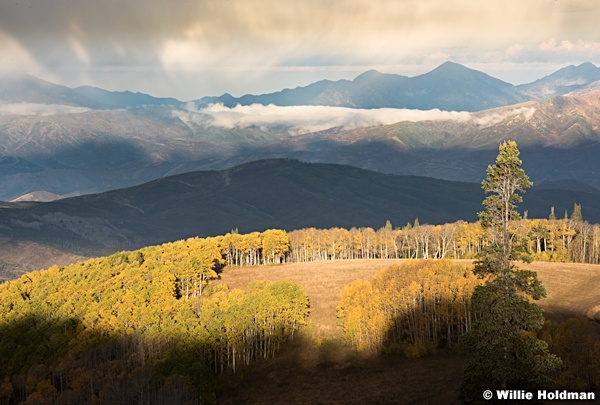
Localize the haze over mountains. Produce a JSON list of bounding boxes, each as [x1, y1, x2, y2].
[[0, 72, 183, 110]]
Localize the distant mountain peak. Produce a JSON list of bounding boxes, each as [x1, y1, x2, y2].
[[518, 62, 600, 100], [549, 62, 600, 78], [425, 61, 504, 82], [434, 60, 464, 69], [577, 62, 597, 69], [353, 69, 385, 81]]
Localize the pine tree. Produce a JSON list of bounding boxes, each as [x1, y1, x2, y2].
[[460, 141, 561, 404]]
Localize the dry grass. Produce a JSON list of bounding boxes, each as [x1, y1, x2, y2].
[[215, 259, 398, 340], [216, 259, 600, 339], [214, 259, 600, 404], [528, 261, 600, 320]]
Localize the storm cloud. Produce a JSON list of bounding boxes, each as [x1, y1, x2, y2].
[[1, 1, 600, 98]]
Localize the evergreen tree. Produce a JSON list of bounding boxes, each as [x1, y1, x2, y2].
[[460, 141, 561, 404]]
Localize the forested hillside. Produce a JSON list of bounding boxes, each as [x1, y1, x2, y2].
[[3, 159, 600, 281], [2, 219, 600, 402], [0, 237, 308, 404], [2, 204, 600, 282]]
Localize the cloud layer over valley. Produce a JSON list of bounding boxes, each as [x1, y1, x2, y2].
[[0, 103, 92, 116], [175, 103, 537, 134]]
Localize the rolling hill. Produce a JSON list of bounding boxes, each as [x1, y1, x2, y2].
[[2, 159, 600, 280]]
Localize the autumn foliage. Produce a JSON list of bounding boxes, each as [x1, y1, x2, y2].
[[336, 260, 481, 354], [0, 237, 308, 404]]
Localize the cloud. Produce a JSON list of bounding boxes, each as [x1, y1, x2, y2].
[[175, 103, 542, 134], [2, 0, 600, 98], [176, 103, 472, 134], [473, 107, 536, 127], [0, 30, 43, 76], [504, 39, 600, 64], [0, 103, 92, 116]]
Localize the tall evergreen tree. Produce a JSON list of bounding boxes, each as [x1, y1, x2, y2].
[[460, 141, 561, 404]]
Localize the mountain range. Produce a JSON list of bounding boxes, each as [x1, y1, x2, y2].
[[2, 159, 599, 281], [1, 62, 600, 206], [1, 87, 600, 201], [3, 62, 600, 112], [197, 62, 529, 111], [197, 62, 600, 110], [0, 72, 183, 109]]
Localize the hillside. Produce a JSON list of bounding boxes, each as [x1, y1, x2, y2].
[[310, 91, 600, 186], [2, 159, 600, 280], [0, 238, 309, 404], [215, 259, 600, 404], [2, 240, 599, 404]]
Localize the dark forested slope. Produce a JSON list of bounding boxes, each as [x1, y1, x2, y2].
[[2, 159, 600, 276]]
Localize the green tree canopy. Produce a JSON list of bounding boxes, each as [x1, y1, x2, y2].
[[460, 141, 561, 404]]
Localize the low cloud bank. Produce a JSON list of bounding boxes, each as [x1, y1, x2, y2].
[[0, 103, 92, 116], [473, 106, 536, 127], [179, 103, 538, 134], [180, 103, 472, 134]]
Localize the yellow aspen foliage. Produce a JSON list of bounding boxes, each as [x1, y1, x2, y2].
[[337, 260, 481, 354], [337, 279, 387, 351], [0, 235, 308, 403], [261, 229, 290, 264]]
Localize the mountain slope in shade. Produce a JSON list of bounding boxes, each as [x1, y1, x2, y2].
[[71, 86, 183, 109], [2, 159, 600, 280], [197, 62, 528, 111], [518, 62, 600, 100]]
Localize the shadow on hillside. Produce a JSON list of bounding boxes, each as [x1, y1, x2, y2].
[[216, 333, 465, 405], [0, 314, 208, 404]]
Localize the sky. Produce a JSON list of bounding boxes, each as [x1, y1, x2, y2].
[[2, 0, 600, 101]]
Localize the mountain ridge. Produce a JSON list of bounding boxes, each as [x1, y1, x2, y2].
[[2, 62, 600, 201], [518, 62, 600, 100], [196, 61, 528, 111], [3, 62, 599, 111], [0, 73, 184, 109], [2, 159, 600, 280], [2, 90, 600, 201]]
